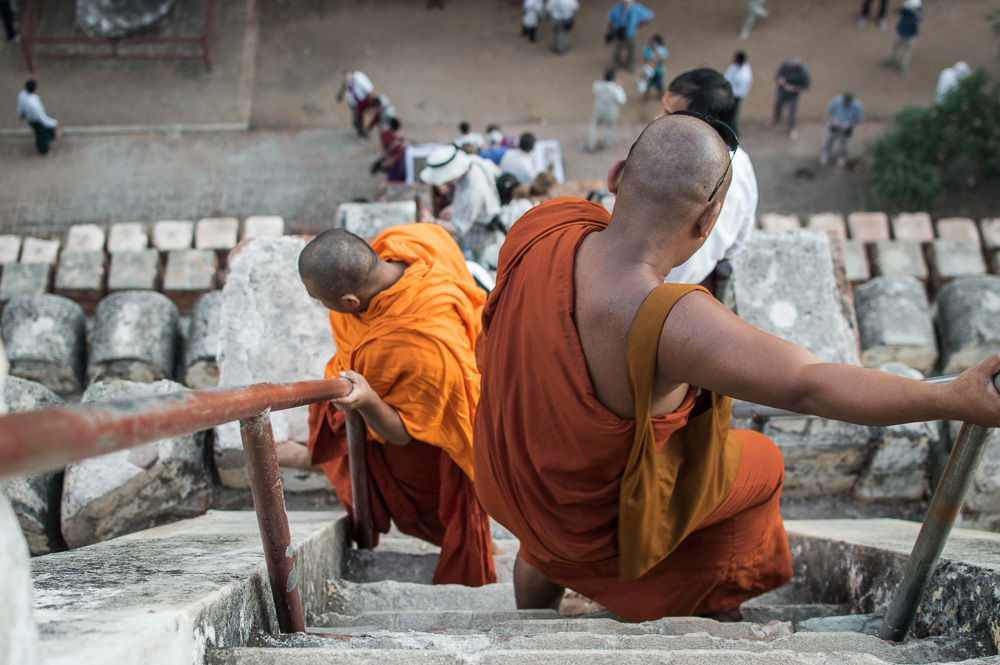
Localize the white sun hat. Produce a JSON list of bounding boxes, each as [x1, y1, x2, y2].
[[419, 144, 472, 186]]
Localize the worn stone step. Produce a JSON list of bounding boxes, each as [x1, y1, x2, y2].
[[740, 603, 852, 626], [343, 548, 516, 584], [309, 609, 564, 633], [325, 579, 517, 614]]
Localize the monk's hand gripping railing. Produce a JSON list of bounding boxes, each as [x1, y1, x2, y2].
[[0, 378, 362, 635]]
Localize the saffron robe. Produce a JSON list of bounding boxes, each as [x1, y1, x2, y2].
[[473, 198, 791, 619], [308, 223, 496, 587]]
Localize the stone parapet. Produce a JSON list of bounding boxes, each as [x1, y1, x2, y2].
[[88, 291, 180, 384], [935, 275, 1000, 374], [853, 276, 937, 373], [0, 295, 86, 395]]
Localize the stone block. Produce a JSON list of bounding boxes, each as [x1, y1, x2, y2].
[[76, 0, 177, 38], [853, 277, 937, 374], [762, 417, 874, 498], [242, 215, 285, 239], [847, 212, 890, 242], [0, 263, 51, 304], [926, 240, 986, 289], [377, 181, 424, 203], [758, 213, 800, 232], [728, 229, 861, 365], [843, 240, 870, 284], [806, 213, 847, 239], [162, 249, 218, 314], [946, 421, 1000, 516], [1, 295, 86, 395], [54, 250, 106, 312], [194, 217, 239, 250], [0, 376, 67, 556], [60, 379, 211, 549], [88, 291, 179, 384], [936, 275, 1000, 373], [935, 217, 979, 244], [979, 217, 1000, 252], [336, 201, 417, 237], [891, 212, 934, 242], [183, 291, 222, 389], [0, 494, 40, 665], [151, 220, 194, 251], [19, 237, 60, 265], [0, 235, 22, 264], [107, 222, 149, 253], [870, 241, 928, 282], [107, 249, 162, 292], [989, 248, 1000, 276], [215, 237, 335, 488], [64, 224, 106, 252]]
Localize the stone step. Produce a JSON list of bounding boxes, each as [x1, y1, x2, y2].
[[343, 548, 516, 584], [325, 579, 517, 614]]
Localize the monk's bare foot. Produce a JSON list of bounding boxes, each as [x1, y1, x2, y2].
[[276, 441, 321, 472], [702, 607, 744, 622], [558, 590, 604, 616]]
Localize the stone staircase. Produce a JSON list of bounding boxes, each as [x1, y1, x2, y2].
[[202, 521, 999, 665]]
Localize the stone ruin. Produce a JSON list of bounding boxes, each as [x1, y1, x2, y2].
[[76, 0, 178, 39]]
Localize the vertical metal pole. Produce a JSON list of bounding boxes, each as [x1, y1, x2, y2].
[[345, 409, 375, 549], [878, 377, 1000, 642], [239, 411, 306, 634]]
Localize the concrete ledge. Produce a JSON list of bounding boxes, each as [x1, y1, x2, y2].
[[31, 510, 344, 665]]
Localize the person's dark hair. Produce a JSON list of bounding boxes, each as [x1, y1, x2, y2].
[[667, 68, 736, 128], [459, 121, 471, 134], [370, 97, 382, 109], [651, 34, 663, 45], [518, 132, 535, 152], [486, 123, 500, 134], [842, 91, 854, 105], [604, 67, 617, 82], [734, 51, 747, 65], [25, 79, 37, 93], [389, 117, 401, 131], [496, 173, 519, 205]]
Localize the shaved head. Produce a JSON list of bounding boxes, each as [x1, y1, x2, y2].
[[299, 229, 379, 301]]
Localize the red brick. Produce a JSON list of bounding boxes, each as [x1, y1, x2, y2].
[[807, 213, 847, 239], [846, 212, 890, 242]]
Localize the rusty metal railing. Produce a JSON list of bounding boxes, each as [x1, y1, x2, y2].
[[0, 377, 373, 634]]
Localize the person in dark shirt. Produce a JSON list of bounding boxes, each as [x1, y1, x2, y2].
[[884, 0, 924, 73], [769, 56, 810, 142]]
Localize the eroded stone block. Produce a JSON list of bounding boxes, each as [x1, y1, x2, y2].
[[0, 235, 22, 265], [107, 249, 162, 292], [183, 291, 222, 389], [152, 220, 194, 251], [758, 213, 800, 232], [854, 277, 937, 373], [242, 215, 285, 240], [55, 250, 106, 312], [892, 212, 934, 242], [871, 241, 928, 282], [763, 417, 874, 498], [979, 218, 1000, 252], [936, 217, 979, 243], [76, 0, 178, 38], [927, 240, 986, 288], [847, 212, 890, 242], [843, 240, 870, 284], [88, 291, 179, 384], [336, 201, 416, 237], [195, 217, 239, 251], [162, 249, 218, 314], [107, 222, 149, 253], [20, 237, 60, 265], [1, 295, 86, 395], [937, 275, 1000, 373], [0, 263, 51, 303], [64, 224, 106, 252], [807, 213, 846, 239]]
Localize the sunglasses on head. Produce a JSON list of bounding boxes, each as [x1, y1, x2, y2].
[[667, 110, 739, 202]]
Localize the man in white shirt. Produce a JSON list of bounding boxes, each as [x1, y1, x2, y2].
[[586, 67, 627, 152], [16, 79, 59, 155], [545, 0, 579, 55], [723, 51, 752, 137], [499, 133, 538, 186], [656, 68, 758, 292], [336, 69, 374, 138]]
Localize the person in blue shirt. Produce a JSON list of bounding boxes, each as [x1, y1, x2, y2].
[[605, 0, 654, 74], [820, 92, 864, 167], [884, 0, 924, 73]]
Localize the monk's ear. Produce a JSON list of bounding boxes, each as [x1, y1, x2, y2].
[[339, 293, 362, 312], [695, 201, 723, 241], [606, 159, 626, 194]]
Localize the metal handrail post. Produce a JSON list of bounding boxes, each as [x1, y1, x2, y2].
[[878, 375, 1000, 642], [239, 411, 306, 634], [345, 409, 374, 549]]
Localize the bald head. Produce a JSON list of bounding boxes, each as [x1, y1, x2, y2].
[[616, 114, 731, 223], [299, 229, 380, 303]]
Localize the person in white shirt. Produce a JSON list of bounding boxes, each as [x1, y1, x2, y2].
[[586, 67, 627, 152], [545, 0, 579, 55], [656, 68, 758, 293], [336, 69, 374, 138], [16, 79, 59, 155], [455, 121, 485, 151], [522, 0, 543, 42], [934, 61, 971, 105], [723, 51, 752, 137], [499, 132, 538, 186]]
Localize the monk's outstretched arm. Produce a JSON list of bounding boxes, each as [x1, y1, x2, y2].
[[330, 370, 412, 445], [660, 291, 1000, 428]]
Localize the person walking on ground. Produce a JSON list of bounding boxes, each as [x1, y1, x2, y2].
[[605, 0, 654, 73], [637, 34, 668, 100], [770, 55, 810, 141], [546, 0, 579, 55], [522, 0, 543, 42], [1, 0, 18, 42], [16, 79, 59, 155], [820, 92, 864, 167], [857, 0, 889, 30], [740, 0, 768, 40], [884, 0, 924, 74], [723, 51, 752, 137], [336, 69, 375, 138], [365, 94, 396, 133], [585, 67, 627, 152]]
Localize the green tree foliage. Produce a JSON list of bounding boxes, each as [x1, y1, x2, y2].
[[869, 69, 1000, 210]]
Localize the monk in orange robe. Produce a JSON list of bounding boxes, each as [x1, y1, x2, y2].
[[473, 114, 1000, 620], [292, 224, 496, 587]]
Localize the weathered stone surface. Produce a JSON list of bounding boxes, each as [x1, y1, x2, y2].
[[76, 0, 177, 38], [891, 212, 934, 242], [107, 222, 149, 253], [0, 235, 21, 265], [936, 275, 1000, 373], [0, 493, 40, 665], [979, 217, 1000, 251], [0, 263, 50, 304], [853, 276, 937, 373], [152, 219, 194, 251], [163, 249, 218, 314], [926, 240, 986, 288], [847, 212, 890, 242], [336, 201, 416, 237], [184, 291, 222, 389], [0, 377, 66, 556], [0, 295, 86, 395], [763, 417, 874, 498], [107, 249, 162, 292], [842, 240, 870, 284], [870, 240, 928, 281], [195, 218, 239, 251], [61, 379, 211, 549], [758, 213, 799, 232], [806, 213, 846, 239], [945, 420, 1000, 517], [728, 229, 861, 365], [935, 217, 979, 243], [88, 291, 179, 384], [242, 216, 285, 239], [215, 238, 335, 488], [54, 250, 106, 312], [19, 237, 60, 264], [64, 224, 106, 252]]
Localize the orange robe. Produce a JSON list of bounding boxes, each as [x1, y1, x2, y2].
[[473, 198, 792, 620], [308, 223, 496, 587]]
